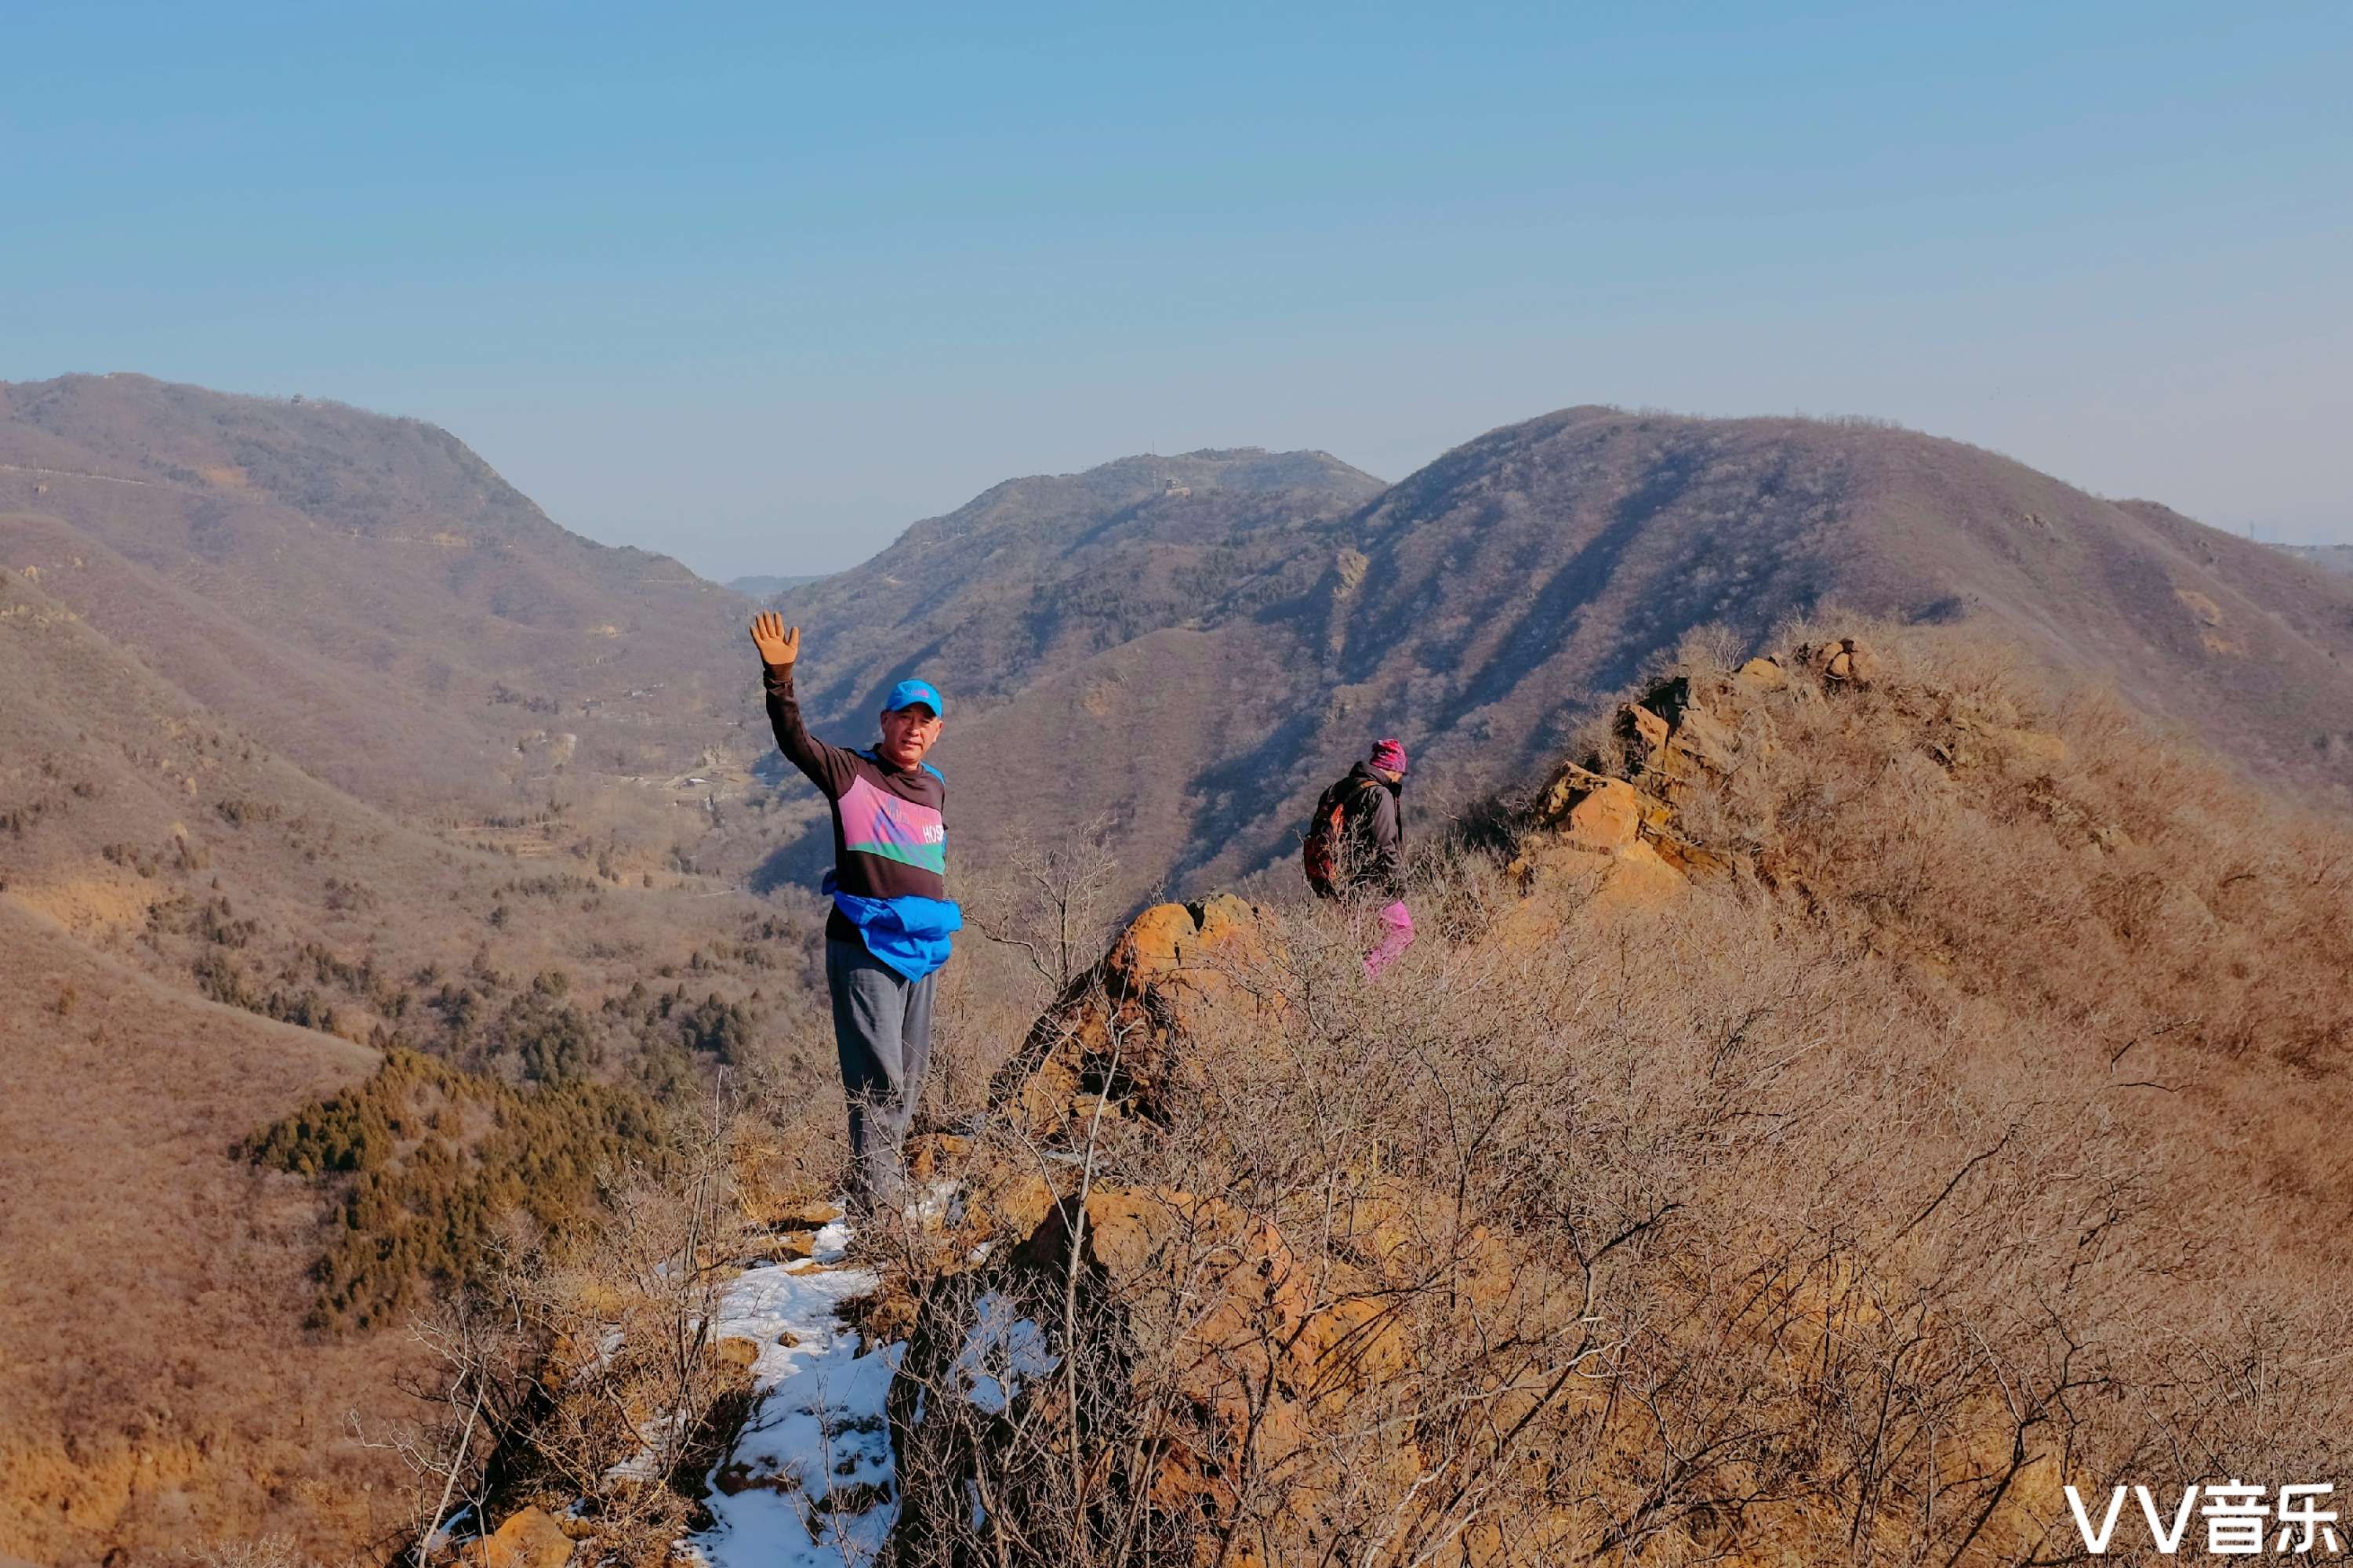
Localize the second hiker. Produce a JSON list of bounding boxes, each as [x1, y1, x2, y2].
[[1303, 737, 1415, 977], [750, 611, 961, 1215]]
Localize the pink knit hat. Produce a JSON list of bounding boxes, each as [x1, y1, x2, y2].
[[1369, 738, 1409, 774]]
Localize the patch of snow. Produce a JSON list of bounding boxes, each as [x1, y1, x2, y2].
[[905, 1180, 957, 1229], [952, 1292, 1057, 1416], [808, 1215, 852, 1263], [690, 1210, 897, 1567], [424, 1504, 475, 1552]]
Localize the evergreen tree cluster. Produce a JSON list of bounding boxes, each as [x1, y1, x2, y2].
[[245, 1049, 672, 1330]]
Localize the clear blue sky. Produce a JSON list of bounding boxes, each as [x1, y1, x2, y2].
[[6, 1, 2348, 577]]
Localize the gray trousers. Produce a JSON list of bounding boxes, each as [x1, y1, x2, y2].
[[825, 938, 936, 1213]]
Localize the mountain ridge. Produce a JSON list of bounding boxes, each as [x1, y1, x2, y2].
[[749, 403, 2353, 902]]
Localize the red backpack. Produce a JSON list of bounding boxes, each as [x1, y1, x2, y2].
[[1302, 775, 1375, 896]]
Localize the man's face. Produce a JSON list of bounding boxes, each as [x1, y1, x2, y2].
[[877, 704, 942, 769]]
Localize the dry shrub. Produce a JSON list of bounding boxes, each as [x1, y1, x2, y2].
[[883, 624, 2353, 1565], [357, 1087, 766, 1564], [935, 820, 1128, 1116]]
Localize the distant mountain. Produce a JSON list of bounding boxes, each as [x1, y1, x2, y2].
[[16, 376, 2348, 907], [772, 446, 1383, 715], [0, 373, 751, 818], [729, 572, 826, 597], [754, 408, 2353, 902], [2275, 542, 2353, 577], [717, 448, 1379, 892]]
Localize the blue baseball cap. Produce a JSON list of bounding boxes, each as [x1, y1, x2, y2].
[[884, 678, 943, 717]]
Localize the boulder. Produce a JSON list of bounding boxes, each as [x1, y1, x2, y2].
[[1622, 700, 1671, 757], [988, 895, 1282, 1145], [1565, 777, 1644, 850], [1514, 761, 1689, 911], [457, 1507, 573, 1568], [1535, 762, 1669, 845], [1803, 635, 1875, 686], [1615, 676, 1745, 788], [1591, 837, 1686, 909], [1661, 701, 1738, 779]]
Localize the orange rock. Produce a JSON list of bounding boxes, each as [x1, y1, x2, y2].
[[738, 1175, 844, 1232], [906, 1133, 971, 1184], [990, 895, 1284, 1144], [964, 1169, 1059, 1240], [1623, 700, 1671, 755], [1536, 761, 1672, 837], [1661, 702, 1738, 779], [457, 1507, 574, 1568], [1565, 778, 1644, 849], [779, 1229, 819, 1260], [1805, 634, 1875, 686], [1592, 838, 1685, 909], [770, 1198, 845, 1229]]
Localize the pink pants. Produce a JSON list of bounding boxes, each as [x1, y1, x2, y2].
[[1364, 900, 1416, 978]]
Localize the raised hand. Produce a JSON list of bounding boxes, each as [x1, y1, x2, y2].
[[749, 611, 801, 668]]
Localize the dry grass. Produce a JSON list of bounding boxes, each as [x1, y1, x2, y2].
[[0, 902, 424, 1567], [876, 622, 2353, 1566]]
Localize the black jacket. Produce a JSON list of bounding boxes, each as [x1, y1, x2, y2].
[[764, 662, 948, 947], [1334, 760, 1403, 898]]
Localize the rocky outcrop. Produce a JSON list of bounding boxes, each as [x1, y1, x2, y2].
[[984, 891, 1280, 1145], [456, 1507, 575, 1568], [1502, 635, 1924, 912], [1505, 658, 1777, 909], [882, 893, 1552, 1566], [1510, 764, 1687, 909]]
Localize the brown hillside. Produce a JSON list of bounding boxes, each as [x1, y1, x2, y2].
[[770, 446, 1382, 720], [0, 373, 750, 821], [1303, 409, 2353, 855], [0, 898, 410, 1565]]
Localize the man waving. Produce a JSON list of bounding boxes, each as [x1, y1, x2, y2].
[[750, 611, 960, 1215]]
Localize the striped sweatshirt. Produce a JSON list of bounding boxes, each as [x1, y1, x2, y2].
[[763, 662, 949, 950]]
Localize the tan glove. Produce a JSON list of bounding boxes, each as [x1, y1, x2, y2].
[[748, 611, 801, 668]]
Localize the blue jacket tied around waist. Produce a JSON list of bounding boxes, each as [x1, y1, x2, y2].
[[823, 870, 962, 982]]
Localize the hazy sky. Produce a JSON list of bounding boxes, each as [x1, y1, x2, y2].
[[6, 1, 2348, 579]]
